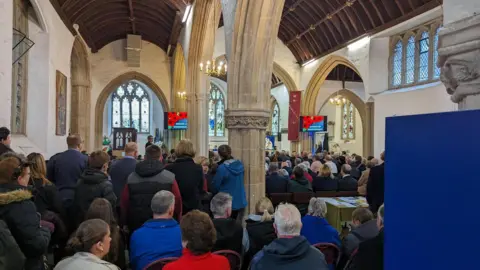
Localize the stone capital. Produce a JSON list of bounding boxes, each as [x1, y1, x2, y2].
[[225, 109, 270, 130], [438, 14, 480, 104]]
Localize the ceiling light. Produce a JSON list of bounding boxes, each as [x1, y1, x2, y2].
[[182, 5, 192, 23], [348, 36, 370, 51]]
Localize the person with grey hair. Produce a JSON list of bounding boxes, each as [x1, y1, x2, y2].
[[266, 163, 288, 194], [250, 203, 328, 270], [129, 190, 182, 270], [350, 204, 384, 270], [324, 155, 338, 174], [300, 198, 341, 246], [278, 169, 289, 177], [338, 164, 358, 191], [210, 192, 248, 255]]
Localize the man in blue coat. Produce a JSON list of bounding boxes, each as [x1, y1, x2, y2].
[[213, 145, 247, 221], [109, 142, 138, 207]]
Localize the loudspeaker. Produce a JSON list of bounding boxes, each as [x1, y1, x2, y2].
[[277, 132, 282, 142]]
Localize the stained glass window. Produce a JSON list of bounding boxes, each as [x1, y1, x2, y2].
[[392, 40, 403, 86], [271, 101, 280, 135], [405, 36, 415, 84], [418, 31, 430, 82], [433, 27, 441, 79], [111, 81, 150, 133], [208, 83, 225, 137], [341, 101, 355, 140]]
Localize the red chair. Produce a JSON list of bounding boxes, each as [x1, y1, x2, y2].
[[213, 250, 242, 270], [143, 257, 179, 270], [313, 243, 341, 266]]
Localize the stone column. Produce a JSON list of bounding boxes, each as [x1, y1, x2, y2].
[[0, 0, 13, 127], [364, 101, 375, 157], [290, 141, 300, 154], [438, 2, 480, 109], [70, 83, 91, 150], [223, 0, 285, 213]]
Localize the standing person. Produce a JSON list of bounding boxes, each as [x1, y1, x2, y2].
[[0, 127, 13, 156], [213, 145, 247, 221], [165, 140, 206, 214], [145, 135, 154, 149], [109, 142, 138, 210], [367, 152, 385, 213], [47, 134, 88, 209]]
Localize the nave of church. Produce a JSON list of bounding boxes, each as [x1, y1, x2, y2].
[[0, 0, 479, 269]]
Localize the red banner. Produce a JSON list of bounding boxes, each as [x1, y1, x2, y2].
[[288, 91, 302, 141]]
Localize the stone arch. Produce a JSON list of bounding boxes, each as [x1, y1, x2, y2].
[[70, 36, 92, 150], [273, 62, 297, 92], [172, 44, 187, 111], [94, 72, 170, 149], [304, 55, 362, 114], [318, 89, 373, 157]]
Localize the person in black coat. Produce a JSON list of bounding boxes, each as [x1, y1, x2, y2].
[[338, 164, 358, 191], [312, 164, 338, 192], [366, 152, 385, 213], [0, 155, 51, 270], [266, 163, 288, 194], [73, 151, 117, 226], [0, 127, 13, 156], [109, 142, 138, 207], [165, 139, 206, 214]]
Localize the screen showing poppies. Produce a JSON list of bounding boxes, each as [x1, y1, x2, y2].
[[299, 115, 327, 132], [164, 112, 188, 130]]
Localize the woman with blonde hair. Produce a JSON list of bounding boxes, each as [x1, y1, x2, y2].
[[166, 139, 207, 214], [312, 164, 338, 192], [244, 197, 277, 266]]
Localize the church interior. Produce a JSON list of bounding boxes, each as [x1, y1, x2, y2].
[[1, 0, 479, 269]]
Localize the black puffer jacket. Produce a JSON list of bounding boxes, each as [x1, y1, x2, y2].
[[0, 184, 51, 270], [73, 168, 117, 225]]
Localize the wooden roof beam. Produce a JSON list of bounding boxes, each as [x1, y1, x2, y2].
[[394, 0, 405, 15], [127, 0, 136, 34], [369, 0, 385, 24], [282, 0, 308, 19], [165, 0, 186, 12], [358, 0, 375, 29], [168, 12, 183, 56]]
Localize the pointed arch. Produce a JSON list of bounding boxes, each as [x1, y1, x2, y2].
[[303, 55, 362, 114], [273, 62, 298, 93], [94, 72, 170, 149]]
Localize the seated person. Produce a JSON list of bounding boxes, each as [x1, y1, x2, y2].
[[210, 192, 246, 255], [164, 210, 230, 270], [129, 190, 182, 270], [301, 198, 341, 247], [287, 166, 313, 215], [312, 165, 338, 192], [338, 164, 358, 191], [250, 203, 328, 270], [266, 163, 288, 194]]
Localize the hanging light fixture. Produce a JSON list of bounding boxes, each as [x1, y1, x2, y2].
[[329, 80, 347, 106], [176, 91, 187, 100], [199, 4, 227, 77]]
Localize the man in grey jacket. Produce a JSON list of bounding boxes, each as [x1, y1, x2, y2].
[[341, 208, 379, 262]]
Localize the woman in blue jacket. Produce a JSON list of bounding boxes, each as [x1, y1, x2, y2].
[[213, 145, 247, 220]]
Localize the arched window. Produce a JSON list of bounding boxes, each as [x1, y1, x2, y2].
[[433, 27, 441, 79], [271, 100, 280, 135], [391, 40, 403, 87], [418, 31, 430, 82], [208, 83, 225, 137], [341, 101, 355, 140], [405, 36, 416, 84], [111, 81, 150, 133]]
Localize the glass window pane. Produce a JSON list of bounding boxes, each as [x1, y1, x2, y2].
[[112, 97, 121, 127], [131, 98, 140, 131], [348, 102, 355, 139], [122, 98, 130, 127], [392, 40, 403, 86], [272, 102, 280, 135], [141, 97, 149, 133], [342, 102, 348, 139], [405, 36, 415, 84], [433, 28, 441, 79], [418, 31, 429, 82], [209, 83, 225, 137], [209, 99, 215, 136], [117, 86, 124, 97]]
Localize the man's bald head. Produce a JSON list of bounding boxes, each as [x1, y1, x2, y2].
[[67, 134, 83, 150], [125, 142, 138, 157]]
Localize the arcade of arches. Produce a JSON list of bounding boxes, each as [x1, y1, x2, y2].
[[1, 0, 479, 213]]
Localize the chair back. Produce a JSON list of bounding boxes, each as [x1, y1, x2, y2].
[[313, 243, 340, 265], [268, 193, 293, 206], [143, 257, 178, 270], [315, 191, 338, 197], [343, 248, 358, 270], [291, 192, 314, 204], [213, 250, 242, 270], [336, 191, 359, 197]]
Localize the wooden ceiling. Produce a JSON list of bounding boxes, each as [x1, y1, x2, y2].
[[326, 64, 362, 82], [50, 0, 187, 54], [280, 0, 442, 65]]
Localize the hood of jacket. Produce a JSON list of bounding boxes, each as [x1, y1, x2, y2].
[[0, 186, 32, 206], [135, 159, 165, 177], [294, 177, 309, 186], [352, 219, 379, 240], [143, 218, 179, 229], [80, 168, 109, 185], [263, 236, 311, 262], [222, 159, 244, 176]]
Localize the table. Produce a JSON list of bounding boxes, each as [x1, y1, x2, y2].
[[320, 197, 369, 232]]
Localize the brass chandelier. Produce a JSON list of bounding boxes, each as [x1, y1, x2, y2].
[[329, 95, 347, 106], [199, 59, 227, 76]]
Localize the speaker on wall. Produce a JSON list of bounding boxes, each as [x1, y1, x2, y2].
[[277, 132, 282, 142]]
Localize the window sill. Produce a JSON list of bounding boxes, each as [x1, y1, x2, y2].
[[387, 79, 442, 93]]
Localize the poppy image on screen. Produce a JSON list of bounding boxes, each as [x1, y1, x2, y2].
[[299, 116, 327, 132], [164, 112, 188, 130]]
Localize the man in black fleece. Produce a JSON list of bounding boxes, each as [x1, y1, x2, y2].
[[250, 203, 328, 270]]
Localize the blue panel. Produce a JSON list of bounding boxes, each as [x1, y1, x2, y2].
[[385, 110, 480, 270]]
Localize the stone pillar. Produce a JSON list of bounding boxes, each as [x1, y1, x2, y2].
[[438, 2, 480, 109], [0, 0, 13, 127], [290, 141, 300, 154], [196, 89, 209, 156], [364, 101, 375, 157], [70, 84, 91, 150], [223, 0, 285, 213]]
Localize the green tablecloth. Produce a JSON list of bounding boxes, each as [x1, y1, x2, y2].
[[320, 197, 369, 232]]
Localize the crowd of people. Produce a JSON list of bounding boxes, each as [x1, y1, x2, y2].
[[0, 125, 385, 270]]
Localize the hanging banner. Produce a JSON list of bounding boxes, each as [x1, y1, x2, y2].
[[288, 91, 302, 141]]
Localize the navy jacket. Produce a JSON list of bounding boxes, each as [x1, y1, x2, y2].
[[312, 176, 338, 192], [47, 149, 88, 205], [213, 159, 247, 210], [129, 218, 182, 270], [300, 215, 341, 247], [366, 163, 385, 213], [109, 157, 137, 205], [251, 236, 328, 270], [266, 172, 288, 194]]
